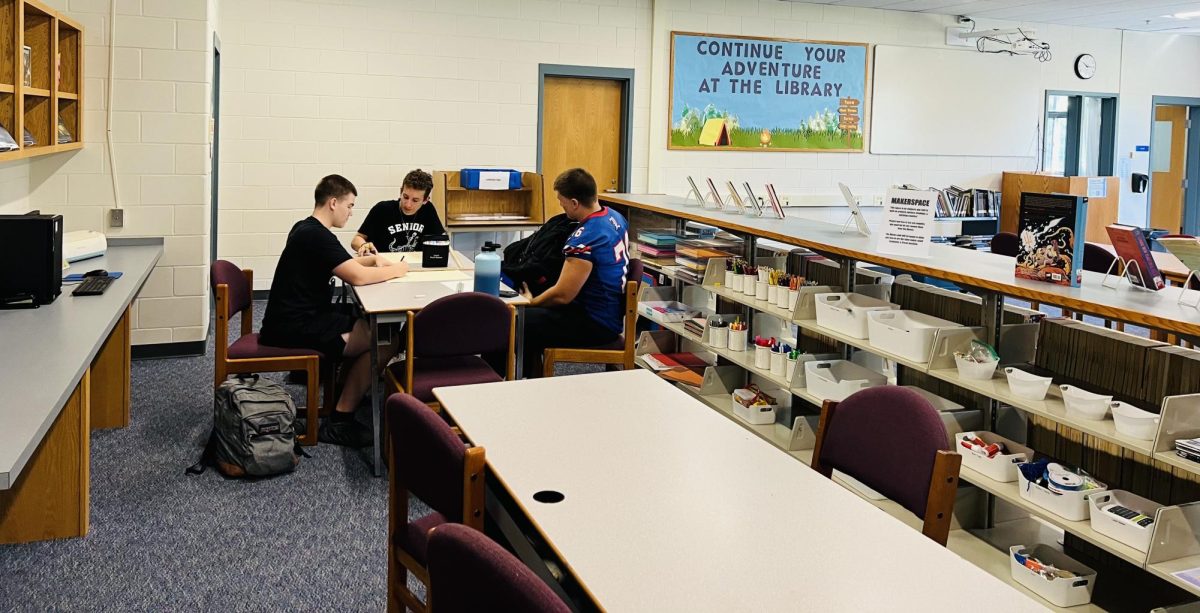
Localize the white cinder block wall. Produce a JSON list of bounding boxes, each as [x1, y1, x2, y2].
[[217, 0, 654, 290], [28, 0, 216, 346], [647, 1, 1125, 225]]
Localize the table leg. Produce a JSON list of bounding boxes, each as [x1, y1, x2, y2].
[[0, 370, 90, 543], [370, 313, 382, 477], [514, 305, 526, 380], [91, 306, 131, 430]]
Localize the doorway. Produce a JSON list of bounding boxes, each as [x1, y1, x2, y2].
[[538, 65, 633, 209], [210, 34, 221, 264], [1148, 97, 1200, 235]]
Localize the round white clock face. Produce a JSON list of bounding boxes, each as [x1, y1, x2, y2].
[[1075, 54, 1096, 79]]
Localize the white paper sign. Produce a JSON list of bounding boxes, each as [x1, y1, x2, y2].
[[876, 188, 936, 258], [477, 171, 510, 190], [1087, 177, 1107, 199]]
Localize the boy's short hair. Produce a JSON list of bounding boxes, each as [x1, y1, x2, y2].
[[402, 169, 434, 198], [314, 174, 357, 206], [552, 168, 597, 204]]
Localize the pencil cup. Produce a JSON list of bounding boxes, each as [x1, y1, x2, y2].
[[729, 329, 748, 352], [775, 287, 790, 308], [754, 345, 771, 369], [767, 284, 779, 304], [770, 352, 786, 376], [729, 272, 743, 292], [788, 289, 799, 310], [709, 326, 729, 349], [742, 274, 757, 296], [787, 356, 799, 380], [755, 281, 769, 301]]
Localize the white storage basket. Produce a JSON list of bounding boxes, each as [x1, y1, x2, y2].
[[866, 310, 961, 362], [803, 360, 887, 402], [1009, 545, 1097, 608], [813, 293, 898, 339]]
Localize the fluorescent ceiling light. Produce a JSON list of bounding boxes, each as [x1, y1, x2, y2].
[[1169, 10, 1200, 19]]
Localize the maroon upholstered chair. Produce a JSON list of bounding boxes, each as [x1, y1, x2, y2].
[[542, 258, 645, 377], [385, 292, 515, 409], [989, 232, 1019, 256], [810, 386, 962, 546], [210, 260, 334, 446], [387, 393, 486, 613], [427, 524, 570, 613]]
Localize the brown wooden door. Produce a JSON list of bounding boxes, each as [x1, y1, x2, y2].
[[540, 76, 623, 211], [1150, 105, 1190, 233]]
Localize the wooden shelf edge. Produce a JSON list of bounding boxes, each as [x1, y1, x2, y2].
[[57, 92, 78, 100], [0, 84, 13, 94], [0, 141, 83, 163], [24, 88, 51, 98]]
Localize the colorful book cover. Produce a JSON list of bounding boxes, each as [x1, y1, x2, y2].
[[637, 231, 678, 247], [1014, 193, 1087, 287], [1105, 224, 1165, 290], [1159, 237, 1200, 274]]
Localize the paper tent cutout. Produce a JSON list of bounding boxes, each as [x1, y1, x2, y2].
[[698, 118, 731, 146]]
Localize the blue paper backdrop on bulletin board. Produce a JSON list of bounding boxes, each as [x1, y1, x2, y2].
[[669, 32, 869, 152]]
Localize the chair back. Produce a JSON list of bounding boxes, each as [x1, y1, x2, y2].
[[813, 387, 950, 519], [1082, 242, 1118, 274], [211, 260, 253, 319], [427, 524, 570, 613], [621, 258, 645, 362], [387, 393, 472, 523], [990, 232, 1019, 256], [412, 293, 512, 359]]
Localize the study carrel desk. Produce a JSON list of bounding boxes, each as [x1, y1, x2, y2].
[[434, 370, 1046, 612], [0, 239, 162, 543], [351, 250, 530, 476]]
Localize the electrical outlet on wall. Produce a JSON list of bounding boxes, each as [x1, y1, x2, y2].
[[109, 208, 123, 228]]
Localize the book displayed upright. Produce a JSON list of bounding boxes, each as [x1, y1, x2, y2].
[[1104, 224, 1165, 290], [1014, 193, 1087, 287]]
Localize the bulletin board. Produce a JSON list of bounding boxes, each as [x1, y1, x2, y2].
[[669, 31, 870, 152]]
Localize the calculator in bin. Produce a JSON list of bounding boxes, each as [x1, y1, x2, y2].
[[1101, 503, 1154, 528]]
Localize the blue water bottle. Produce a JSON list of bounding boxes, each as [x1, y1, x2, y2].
[[474, 241, 502, 296]]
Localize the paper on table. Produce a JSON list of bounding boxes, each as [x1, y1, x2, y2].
[[388, 270, 471, 283], [379, 251, 422, 266], [1173, 567, 1200, 588], [441, 281, 468, 292]]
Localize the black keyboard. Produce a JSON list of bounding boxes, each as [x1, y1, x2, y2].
[[72, 275, 115, 296]]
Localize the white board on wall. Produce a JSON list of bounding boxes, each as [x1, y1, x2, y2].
[[870, 45, 1040, 157]]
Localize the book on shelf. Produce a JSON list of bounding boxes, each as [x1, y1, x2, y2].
[[659, 367, 705, 388], [1158, 236, 1200, 274], [1014, 192, 1087, 287], [635, 243, 675, 258], [931, 186, 999, 218], [642, 352, 710, 372], [683, 317, 707, 337], [638, 231, 679, 247], [1105, 224, 1165, 290]]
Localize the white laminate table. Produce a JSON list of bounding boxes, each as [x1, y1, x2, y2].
[[351, 250, 530, 475], [434, 370, 1047, 612]]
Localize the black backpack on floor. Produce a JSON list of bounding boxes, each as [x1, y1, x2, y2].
[[502, 213, 579, 297], [187, 375, 301, 478]]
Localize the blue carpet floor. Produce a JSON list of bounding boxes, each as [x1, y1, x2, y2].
[[0, 301, 597, 612]]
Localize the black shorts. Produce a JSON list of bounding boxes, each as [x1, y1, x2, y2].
[[260, 303, 358, 362]]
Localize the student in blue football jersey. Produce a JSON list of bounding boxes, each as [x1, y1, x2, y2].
[[518, 168, 629, 377]]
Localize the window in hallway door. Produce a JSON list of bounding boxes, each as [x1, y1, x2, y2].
[[1042, 92, 1116, 177]]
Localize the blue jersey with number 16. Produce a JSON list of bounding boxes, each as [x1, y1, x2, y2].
[[562, 206, 629, 334]]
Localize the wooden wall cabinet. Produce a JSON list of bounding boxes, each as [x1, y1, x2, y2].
[[431, 170, 546, 229], [1000, 171, 1120, 244], [0, 0, 82, 162]]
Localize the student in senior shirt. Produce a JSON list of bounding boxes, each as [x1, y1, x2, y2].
[[351, 168, 446, 256]]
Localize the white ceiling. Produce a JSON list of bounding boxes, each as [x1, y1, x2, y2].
[[793, 0, 1200, 33]]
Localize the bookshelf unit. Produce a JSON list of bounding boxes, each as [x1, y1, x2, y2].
[[430, 170, 546, 231], [612, 192, 1200, 607], [0, 0, 81, 162]]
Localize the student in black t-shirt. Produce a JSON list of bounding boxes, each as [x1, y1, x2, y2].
[[260, 174, 409, 447], [351, 168, 446, 255]]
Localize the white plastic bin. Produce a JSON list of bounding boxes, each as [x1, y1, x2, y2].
[[1004, 367, 1053, 401], [865, 310, 961, 363], [804, 360, 887, 402], [1111, 402, 1160, 441], [1060, 385, 1112, 421], [1016, 464, 1107, 521], [1009, 545, 1097, 608], [732, 389, 777, 425], [954, 354, 998, 380], [813, 293, 899, 339], [1087, 490, 1162, 552], [954, 431, 1033, 483]]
